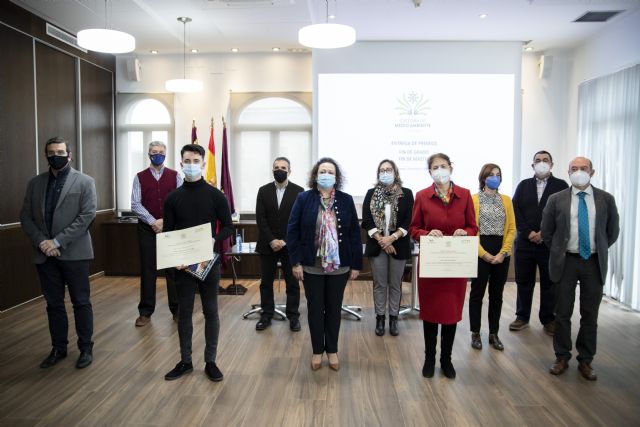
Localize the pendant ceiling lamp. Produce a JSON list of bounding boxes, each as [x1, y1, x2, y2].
[[77, 0, 135, 54], [298, 0, 356, 49], [165, 17, 203, 93]]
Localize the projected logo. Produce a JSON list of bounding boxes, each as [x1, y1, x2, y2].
[[395, 92, 430, 116]]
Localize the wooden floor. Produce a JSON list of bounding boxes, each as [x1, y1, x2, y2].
[[1, 275, 639, 427]]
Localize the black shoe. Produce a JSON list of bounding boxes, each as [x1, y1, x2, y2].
[[441, 360, 456, 379], [471, 332, 482, 350], [422, 358, 435, 378], [489, 334, 504, 351], [205, 362, 224, 382], [389, 316, 399, 336], [40, 349, 67, 369], [289, 317, 301, 332], [164, 362, 194, 381], [256, 317, 272, 331], [75, 351, 93, 369], [375, 315, 385, 336]]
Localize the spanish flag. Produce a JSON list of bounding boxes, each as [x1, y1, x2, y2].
[[205, 118, 217, 187]]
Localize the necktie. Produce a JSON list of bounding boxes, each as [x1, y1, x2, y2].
[[578, 192, 590, 260]]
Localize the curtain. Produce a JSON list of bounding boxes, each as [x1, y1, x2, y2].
[[577, 63, 640, 310]]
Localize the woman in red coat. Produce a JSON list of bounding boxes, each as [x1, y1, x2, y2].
[[409, 153, 478, 379]]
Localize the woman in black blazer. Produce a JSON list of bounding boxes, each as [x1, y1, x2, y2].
[[362, 159, 414, 337], [287, 157, 363, 371]]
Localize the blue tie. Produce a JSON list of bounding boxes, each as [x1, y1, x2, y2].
[[578, 192, 591, 260]]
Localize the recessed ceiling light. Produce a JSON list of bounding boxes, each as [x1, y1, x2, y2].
[[479, 13, 488, 19], [525, 46, 533, 51], [329, 14, 336, 19], [231, 47, 239, 52], [190, 48, 198, 53], [272, 47, 280, 52], [150, 50, 158, 54]]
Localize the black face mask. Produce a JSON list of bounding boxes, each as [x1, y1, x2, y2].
[[47, 155, 69, 170], [273, 169, 288, 183]]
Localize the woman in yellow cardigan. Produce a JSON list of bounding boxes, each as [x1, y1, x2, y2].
[[469, 163, 516, 351]]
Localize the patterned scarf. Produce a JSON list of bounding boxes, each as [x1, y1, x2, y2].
[[370, 183, 403, 235], [434, 182, 454, 206], [316, 190, 340, 272]]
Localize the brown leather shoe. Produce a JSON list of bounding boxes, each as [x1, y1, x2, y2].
[[135, 315, 151, 327], [509, 318, 529, 331], [549, 358, 568, 375], [543, 321, 555, 336], [578, 362, 597, 381]]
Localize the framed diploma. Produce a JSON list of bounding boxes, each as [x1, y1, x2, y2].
[[418, 236, 478, 278], [156, 223, 214, 270]]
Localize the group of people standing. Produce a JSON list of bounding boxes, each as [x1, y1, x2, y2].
[[20, 136, 618, 384]]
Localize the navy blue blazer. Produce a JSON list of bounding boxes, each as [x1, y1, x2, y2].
[[286, 189, 363, 270]]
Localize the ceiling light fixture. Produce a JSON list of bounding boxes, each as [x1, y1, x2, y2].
[[190, 48, 198, 53], [77, 0, 135, 53], [525, 46, 533, 51], [165, 17, 203, 93], [272, 47, 280, 52], [231, 47, 239, 53], [298, 0, 356, 49], [150, 50, 158, 54], [479, 13, 488, 19]]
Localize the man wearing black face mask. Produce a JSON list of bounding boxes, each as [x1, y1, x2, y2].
[[131, 141, 182, 327], [254, 157, 304, 331], [20, 136, 97, 369]]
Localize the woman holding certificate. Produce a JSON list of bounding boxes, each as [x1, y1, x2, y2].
[[362, 159, 414, 337], [287, 157, 363, 371], [409, 153, 477, 379], [469, 164, 516, 351]]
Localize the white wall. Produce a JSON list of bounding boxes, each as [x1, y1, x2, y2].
[[116, 53, 312, 168]]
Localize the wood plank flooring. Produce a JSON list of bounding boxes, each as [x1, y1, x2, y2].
[[1, 275, 639, 427]]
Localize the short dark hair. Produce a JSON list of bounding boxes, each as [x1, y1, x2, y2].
[[307, 157, 344, 190], [478, 163, 502, 190], [180, 143, 205, 159], [273, 157, 291, 168], [376, 159, 402, 186], [44, 136, 69, 154], [533, 150, 553, 162], [427, 153, 452, 169]]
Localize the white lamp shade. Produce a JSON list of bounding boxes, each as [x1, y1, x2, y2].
[[298, 23, 356, 49], [77, 29, 136, 54], [165, 78, 203, 93]]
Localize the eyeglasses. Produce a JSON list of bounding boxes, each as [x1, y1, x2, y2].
[[379, 168, 394, 173]]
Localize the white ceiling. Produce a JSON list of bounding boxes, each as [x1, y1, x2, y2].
[[12, 0, 640, 54]]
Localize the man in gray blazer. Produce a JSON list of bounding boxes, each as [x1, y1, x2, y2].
[[20, 136, 97, 369], [541, 156, 619, 381]]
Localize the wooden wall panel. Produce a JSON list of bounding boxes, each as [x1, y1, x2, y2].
[[0, 225, 41, 311], [81, 61, 114, 210], [0, 24, 36, 225]]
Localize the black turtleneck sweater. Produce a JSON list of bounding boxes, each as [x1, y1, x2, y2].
[[162, 177, 234, 243]]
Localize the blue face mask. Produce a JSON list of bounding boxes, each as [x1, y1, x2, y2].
[[485, 175, 501, 190], [317, 172, 336, 189], [182, 163, 202, 180], [149, 153, 165, 166], [379, 171, 394, 186]]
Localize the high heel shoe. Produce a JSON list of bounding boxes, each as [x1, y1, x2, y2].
[[311, 354, 322, 371], [327, 353, 340, 371]]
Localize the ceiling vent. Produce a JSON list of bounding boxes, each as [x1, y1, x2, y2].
[[573, 10, 623, 22], [46, 23, 87, 53]]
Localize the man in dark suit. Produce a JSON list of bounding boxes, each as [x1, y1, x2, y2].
[[254, 157, 304, 332], [20, 136, 97, 369], [542, 157, 619, 380], [510, 150, 568, 335]]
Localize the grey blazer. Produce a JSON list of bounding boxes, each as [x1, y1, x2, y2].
[[20, 167, 97, 264], [541, 186, 619, 284]]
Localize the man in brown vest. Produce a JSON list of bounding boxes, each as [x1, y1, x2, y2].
[[131, 141, 182, 326]]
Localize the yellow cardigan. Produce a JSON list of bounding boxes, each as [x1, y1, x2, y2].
[[471, 192, 516, 257]]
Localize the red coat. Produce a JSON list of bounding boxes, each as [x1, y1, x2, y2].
[[409, 184, 478, 324]]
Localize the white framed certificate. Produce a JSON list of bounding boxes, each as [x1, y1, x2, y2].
[[418, 236, 478, 278], [156, 223, 214, 270]]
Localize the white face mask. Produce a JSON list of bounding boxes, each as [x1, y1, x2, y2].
[[431, 168, 451, 185], [534, 161, 551, 178], [569, 170, 591, 187], [182, 163, 202, 181]]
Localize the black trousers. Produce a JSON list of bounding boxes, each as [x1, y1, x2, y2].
[[303, 271, 349, 354], [469, 235, 510, 334], [423, 321, 456, 363], [36, 257, 93, 353], [554, 253, 603, 363], [175, 263, 221, 364], [514, 244, 555, 324], [137, 222, 178, 316], [259, 249, 300, 319]]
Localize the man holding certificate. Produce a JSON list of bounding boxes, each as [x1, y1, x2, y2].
[[161, 144, 233, 383], [410, 153, 477, 380]]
